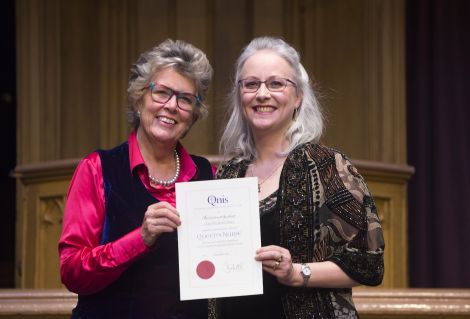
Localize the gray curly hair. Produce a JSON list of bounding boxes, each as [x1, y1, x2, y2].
[[127, 39, 213, 128]]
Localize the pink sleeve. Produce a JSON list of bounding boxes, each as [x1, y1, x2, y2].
[[58, 153, 150, 295]]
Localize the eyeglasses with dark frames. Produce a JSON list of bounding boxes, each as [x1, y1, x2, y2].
[[238, 77, 297, 93], [146, 82, 201, 112]]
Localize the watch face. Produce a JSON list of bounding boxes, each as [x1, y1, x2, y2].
[[302, 265, 311, 276]]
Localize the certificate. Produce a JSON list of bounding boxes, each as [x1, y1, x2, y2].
[[176, 177, 263, 300]]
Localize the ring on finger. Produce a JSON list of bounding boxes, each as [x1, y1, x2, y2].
[[277, 255, 283, 263], [273, 261, 280, 270]]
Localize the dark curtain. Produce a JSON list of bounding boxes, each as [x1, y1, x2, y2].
[[0, 0, 16, 287], [407, 0, 470, 288]]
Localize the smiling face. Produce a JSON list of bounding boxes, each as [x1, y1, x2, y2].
[[239, 49, 302, 137], [137, 67, 196, 148]]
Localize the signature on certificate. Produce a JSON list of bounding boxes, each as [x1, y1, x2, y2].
[[224, 262, 244, 273]]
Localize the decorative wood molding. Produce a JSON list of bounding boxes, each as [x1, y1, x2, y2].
[[1, 288, 469, 318], [11, 159, 79, 182], [352, 158, 415, 183], [354, 288, 470, 318], [0, 289, 75, 316], [37, 196, 65, 288], [13, 156, 414, 180]]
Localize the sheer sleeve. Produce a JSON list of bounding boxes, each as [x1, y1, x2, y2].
[[317, 152, 385, 286]]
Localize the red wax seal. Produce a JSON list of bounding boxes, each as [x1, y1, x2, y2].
[[196, 260, 215, 279]]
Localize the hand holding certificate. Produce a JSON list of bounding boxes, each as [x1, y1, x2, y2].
[[176, 177, 263, 300]]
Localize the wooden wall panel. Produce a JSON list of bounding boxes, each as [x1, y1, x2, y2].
[[59, 1, 104, 157], [16, 0, 60, 164], [59, 0, 136, 156], [211, 0, 250, 148], [306, 0, 371, 159], [135, 0, 173, 49], [95, 0, 136, 149], [297, 0, 406, 163], [16, 0, 406, 163], [173, 0, 215, 154], [15, 178, 68, 288], [353, 159, 414, 288], [370, 187, 407, 287], [36, 195, 64, 288], [252, 0, 284, 37]]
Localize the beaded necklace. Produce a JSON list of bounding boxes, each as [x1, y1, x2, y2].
[[148, 149, 180, 187]]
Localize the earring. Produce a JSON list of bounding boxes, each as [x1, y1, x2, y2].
[[293, 107, 299, 120], [137, 111, 141, 118]]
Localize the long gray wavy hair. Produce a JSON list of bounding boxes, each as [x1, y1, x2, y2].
[[219, 36, 324, 160]]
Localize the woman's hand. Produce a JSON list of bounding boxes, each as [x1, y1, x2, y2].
[[141, 202, 181, 247], [255, 245, 300, 286]]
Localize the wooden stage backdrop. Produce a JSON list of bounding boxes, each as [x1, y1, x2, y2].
[[8, 1, 469, 317], [14, 0, 409, 290]]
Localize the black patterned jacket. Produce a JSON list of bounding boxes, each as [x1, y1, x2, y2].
[[215, 142, 385, 319]]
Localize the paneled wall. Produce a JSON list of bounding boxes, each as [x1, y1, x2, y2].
[[16, 0, 405, 164], [14, 0, 408, 288]]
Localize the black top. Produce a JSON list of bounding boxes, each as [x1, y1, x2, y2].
[[216, 190, 286, 319]]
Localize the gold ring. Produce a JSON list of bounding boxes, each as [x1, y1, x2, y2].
[[277, 255, 283, 263], [273, 261, 280, 270]]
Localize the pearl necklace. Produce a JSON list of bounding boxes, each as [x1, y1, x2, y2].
[[148, 149, 180, 187]]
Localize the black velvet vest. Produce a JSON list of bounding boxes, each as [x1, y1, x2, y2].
[[73, 142, 212, 319]]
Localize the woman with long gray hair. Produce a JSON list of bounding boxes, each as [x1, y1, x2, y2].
[[215, 36, 384, 318]]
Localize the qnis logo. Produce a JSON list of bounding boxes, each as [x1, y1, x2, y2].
[[207, 195, 228, 206]]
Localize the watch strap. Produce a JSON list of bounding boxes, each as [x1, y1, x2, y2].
[[301, 263, 311, 287]]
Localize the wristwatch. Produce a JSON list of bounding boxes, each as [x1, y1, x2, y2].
[[300, 263, 311, 287]]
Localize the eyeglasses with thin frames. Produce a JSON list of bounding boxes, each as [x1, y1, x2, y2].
[[146, 82, 201, 112], [238, 77, 297, 93]]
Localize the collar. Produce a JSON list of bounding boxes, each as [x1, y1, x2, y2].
[[128, 130, 197, 182]]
